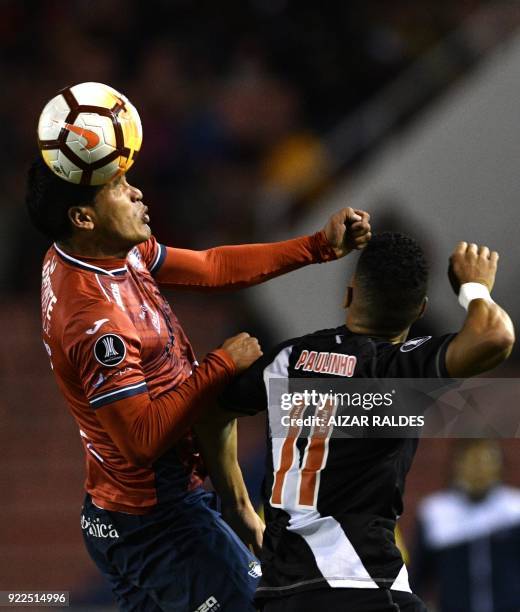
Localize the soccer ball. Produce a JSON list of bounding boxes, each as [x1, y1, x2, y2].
[[37, 82, 142, 186]]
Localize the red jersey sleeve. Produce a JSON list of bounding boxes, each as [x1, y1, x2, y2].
[[96, 349, 235, 466], [63, 303, 237, 466], [64, 304, 149, 409], [136, 232, 336, 289], [136, 236, 167, 275]]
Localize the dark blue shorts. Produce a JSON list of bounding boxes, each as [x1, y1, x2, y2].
[[81, 489, 261, 612]]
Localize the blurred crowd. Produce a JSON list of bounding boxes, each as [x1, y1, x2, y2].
[[0, 0, 493, 295]]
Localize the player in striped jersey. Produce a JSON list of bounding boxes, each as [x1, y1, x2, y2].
[[220, 233, 514, 611]]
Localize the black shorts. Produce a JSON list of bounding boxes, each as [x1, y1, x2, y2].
[[259, 588, 427, 612]]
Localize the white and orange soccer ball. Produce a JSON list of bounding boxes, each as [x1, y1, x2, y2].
[[37, 82, 142, 186]]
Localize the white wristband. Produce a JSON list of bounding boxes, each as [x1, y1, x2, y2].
[[458, 282, 493, 310]]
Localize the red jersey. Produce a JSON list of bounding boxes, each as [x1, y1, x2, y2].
[[40, 233, 335, 513]]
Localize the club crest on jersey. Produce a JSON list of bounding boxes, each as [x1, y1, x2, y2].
[[94, 333, 127, 367], [294, 350, 357, 377], [400, 336, 432, 352]]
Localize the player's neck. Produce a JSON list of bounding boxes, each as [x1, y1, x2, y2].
[[345, 319, 409, 345], [57, 236, 129, 260]]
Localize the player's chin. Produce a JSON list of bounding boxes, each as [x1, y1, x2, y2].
[[130, 224, 151, 245], [139, 223, 152, 240]]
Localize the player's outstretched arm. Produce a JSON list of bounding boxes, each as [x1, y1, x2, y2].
[[445, 242, 515, 377], [153, 208, 371, 289], [194, 415, 264, 556], [96, 333, 262, 467]]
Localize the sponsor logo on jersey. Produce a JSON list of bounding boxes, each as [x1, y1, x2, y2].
[[81, 514, 119, 539], [94, 334, 127, 367], [400, 336, 432, 353], [41, 257, 58, 336], [110, 283, 125, 311], [294, 350, 357, 377], [248, 560, 262, 578], [85, 318, 110, 335], [193, 596, 220, 612]]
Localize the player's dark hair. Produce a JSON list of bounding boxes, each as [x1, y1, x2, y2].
[[354, 232, 429, 331], [26, 157, 101, 242]]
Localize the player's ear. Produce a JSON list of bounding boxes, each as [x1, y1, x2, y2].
[[68, 206, 95, 231], [343, 286, 353, 309], [417, 296, 428, 319]]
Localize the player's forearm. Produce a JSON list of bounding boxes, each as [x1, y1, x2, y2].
[[195, 417, 252, 509], [447, 300, 515, 377], [466, 301, 514, 370], [155, 231, 337, 289], [97, 350, 236, 466]]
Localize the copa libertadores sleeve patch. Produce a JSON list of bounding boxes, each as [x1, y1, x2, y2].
[[94, 334, 127, 367]]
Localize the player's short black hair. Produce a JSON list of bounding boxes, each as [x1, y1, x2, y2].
[[354, 232, 429, 331], [26, 157, 101, 242]]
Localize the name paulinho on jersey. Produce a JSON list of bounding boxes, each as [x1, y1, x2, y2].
[[221, 325, 453, 598]]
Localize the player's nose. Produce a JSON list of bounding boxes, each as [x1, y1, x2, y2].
[[129, 184, 143, 202]]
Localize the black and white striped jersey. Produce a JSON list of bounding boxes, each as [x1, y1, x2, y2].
[[221, 324, 454, 599]]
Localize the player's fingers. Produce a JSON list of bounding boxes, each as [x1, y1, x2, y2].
[[353, 209, 370, 222], [356, 232, 372, 248], [334, 207, 352, 224], [350, 221, 370, 235], [353, 230, 371, 242], [452, 241, 468, 256], [251, 345, 263, 357], [478, 245, 490, 259], [247, 337, 263, 352], [234, 332, 250, 341], [342, 207, 362, 224], [490, 251, 499, 265], [467, 243, 478, 257], [350, 218, 370, 228]]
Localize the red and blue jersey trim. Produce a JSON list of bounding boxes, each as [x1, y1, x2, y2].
[[149, 244, 167, 276], [54, 244, 128, 277], [89, 381, 148, 409]]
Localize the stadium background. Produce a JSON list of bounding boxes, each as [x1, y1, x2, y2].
[[1, 1, 520, 609]]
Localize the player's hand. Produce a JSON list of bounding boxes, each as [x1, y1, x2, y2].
[[448, 242, 499, 294], [222, 503, 265, 557], [322, 207, 371, 259], [222, 333, 263, 373]]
